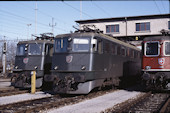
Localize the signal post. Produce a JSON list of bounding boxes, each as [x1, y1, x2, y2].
[[2, 41, 7, 76]]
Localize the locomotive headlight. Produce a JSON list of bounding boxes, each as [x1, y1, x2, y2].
[[81, 66, 86, 70], [34, 66, 38, 70], [145, 66, 151, 70], [54, 66, 58, 70], [68, 37, 72, 42], [15, 66, 18, 69]]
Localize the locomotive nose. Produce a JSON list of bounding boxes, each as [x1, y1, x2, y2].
[[52, 53, 90, 71]]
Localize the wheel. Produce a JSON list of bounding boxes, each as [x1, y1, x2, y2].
[[11, 76, 16, 86]]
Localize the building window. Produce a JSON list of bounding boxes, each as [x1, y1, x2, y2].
[[169, 21, 170, 30], [106, 25, 119, 33], [136, 22, 150, 31]]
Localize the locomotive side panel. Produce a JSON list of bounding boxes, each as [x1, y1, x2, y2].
[[92, 52, 123, 79]]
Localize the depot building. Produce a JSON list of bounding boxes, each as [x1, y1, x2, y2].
[[75, 13, 170, 49]]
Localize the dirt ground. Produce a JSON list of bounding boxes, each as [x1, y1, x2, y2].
[[0, 74, 13, 90]]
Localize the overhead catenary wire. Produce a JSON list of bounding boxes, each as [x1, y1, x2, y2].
[[0, 29, 28, 37], [0, 9, 36, 24], [18, 2, 73, 27], [0, 9, 70, 33], [1, 1, 110, 40], [153, 0, 162, 14], [62, 1, 107, 29], [160, 0, 166, 13], [0, 18, 57, 35], [62, 1, 94, 20], [0, 16, 54, 35], [0, 34, 33, 42], [0, 12, 33, 26], [91, 1, 112, 18]]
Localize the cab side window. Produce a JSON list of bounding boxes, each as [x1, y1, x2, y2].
[[165, 42, 170, 55], [49, 45, 53, 56], [92, 37, 97, 52], [130, 49, 134, 58], [105, 42, 110, 53], [45, 45, 49, 55], [121, 47, 126, 56], [98, 39, 103, 54], [117, 45, 121, 55], [45, 44, 53, 56], [112, 44, 116, 55]]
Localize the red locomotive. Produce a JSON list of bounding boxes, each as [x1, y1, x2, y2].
[[142, 35, 170, 90]]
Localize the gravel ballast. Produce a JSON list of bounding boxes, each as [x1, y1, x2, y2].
[[47, 90, 143, 113], [0, 91, 51, 105]]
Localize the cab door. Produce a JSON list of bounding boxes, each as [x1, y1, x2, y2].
[[44, 44, 53, 74]]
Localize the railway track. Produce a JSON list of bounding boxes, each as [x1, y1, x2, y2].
[[0, 89, 42, 97], [0, 89, 29, 97], [159, 97, 170, 112], [0, 89, 116, 113], [104, 91, 170, 113]]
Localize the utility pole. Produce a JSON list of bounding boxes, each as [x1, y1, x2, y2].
[[35, 2, 38, 37], [2, 36, 7, 75], [27, 24, 32, 40], [49, 17, 56, 34], [80, 0, 82, 20], [125, 17, 127, 39], [79, 0, 82, 30]]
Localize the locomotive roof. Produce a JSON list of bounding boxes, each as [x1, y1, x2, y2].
[[143, 36, 170, 41], [17, 39, 54, 44], [55, 32, 141, 51]]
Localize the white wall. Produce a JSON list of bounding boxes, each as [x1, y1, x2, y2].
[[80, 18, 170, 37]]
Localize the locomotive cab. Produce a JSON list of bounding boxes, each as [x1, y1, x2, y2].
[[142, 36, 170, 89], [52, 35, 97, 71], [44, 33, 100, 94], [11, 36, 54, 89]]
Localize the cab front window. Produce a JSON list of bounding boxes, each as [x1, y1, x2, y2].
[[55, 38, 68, 53], [165, 42, 170, 55], [145, 41, 159, 56], [28, 43, 42, 55], [72, 37, 90, 52], [16, 44, 26, 56]]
